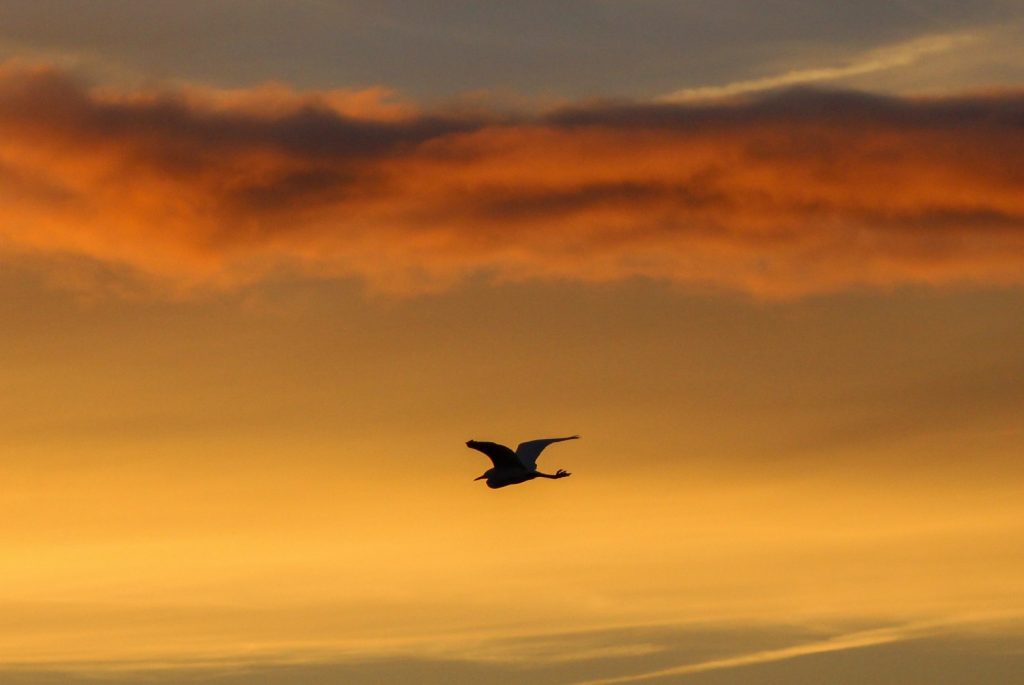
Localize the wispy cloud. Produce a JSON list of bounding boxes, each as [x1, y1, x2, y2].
[[660, 31, 980, 102], [6, 614, 1021, 684], [572, 617, 993, 685], [2, 63, 1023, 298]]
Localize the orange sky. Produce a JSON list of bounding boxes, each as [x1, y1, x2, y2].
[[2, 3, 1024, 683], [2, 64, 1024, 298], [2, 269, 1023, 682]]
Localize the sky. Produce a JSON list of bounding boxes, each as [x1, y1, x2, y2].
[[1, 1, 1023, 683]]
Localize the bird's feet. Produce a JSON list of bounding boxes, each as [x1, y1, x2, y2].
[[554, 469, 571, 478]]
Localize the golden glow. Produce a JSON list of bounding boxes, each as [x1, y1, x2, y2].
[[2, 278, 1023, 679]]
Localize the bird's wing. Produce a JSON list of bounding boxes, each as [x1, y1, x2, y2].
[[466, 440, 520, 469], [515, 436, 579, 470]]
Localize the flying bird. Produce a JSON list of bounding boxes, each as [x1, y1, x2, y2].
[[467, 435, 578, 489]]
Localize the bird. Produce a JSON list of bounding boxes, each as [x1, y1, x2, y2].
[[467, 435, 578, 489]]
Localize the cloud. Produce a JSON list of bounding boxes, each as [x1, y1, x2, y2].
[[2, 63, 1023, 297], [5, 615, 1020, 684], [573, 627, 908, 684], [659, 31, 980, 102], [571, 616, 1004, 685]]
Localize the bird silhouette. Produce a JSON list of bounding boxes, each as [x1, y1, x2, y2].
[[467, 436, 578, 489]]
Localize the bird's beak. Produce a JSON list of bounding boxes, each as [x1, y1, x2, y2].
[[474, 475, 486, 481]]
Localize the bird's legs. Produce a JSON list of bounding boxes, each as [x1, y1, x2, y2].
[[535, 469, 571, 479]]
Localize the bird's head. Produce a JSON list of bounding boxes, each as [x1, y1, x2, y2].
[[474, 468, 493, 482]]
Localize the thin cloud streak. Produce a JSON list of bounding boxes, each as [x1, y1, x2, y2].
[[572, 616, 1007, 685], [659, 31, 980, 102], [2, 63, 1024, 298]]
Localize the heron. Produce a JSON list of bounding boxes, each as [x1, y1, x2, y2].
[[467, 435, 578, 489]]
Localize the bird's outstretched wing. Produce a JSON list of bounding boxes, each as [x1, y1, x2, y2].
[[515, 435, 579, 470], [466, 440, 520, 469]]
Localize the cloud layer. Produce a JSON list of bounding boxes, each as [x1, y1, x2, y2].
[[2, 63, 1023, 296]]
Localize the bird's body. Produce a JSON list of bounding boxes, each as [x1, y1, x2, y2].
[[467, 436, 578, 489], [477, 466, 541, 489]]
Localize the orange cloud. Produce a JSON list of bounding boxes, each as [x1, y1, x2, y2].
[[2, 63, 1023, 296]]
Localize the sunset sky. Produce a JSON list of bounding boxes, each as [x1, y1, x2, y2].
[[2, 2, 1024, 683]]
